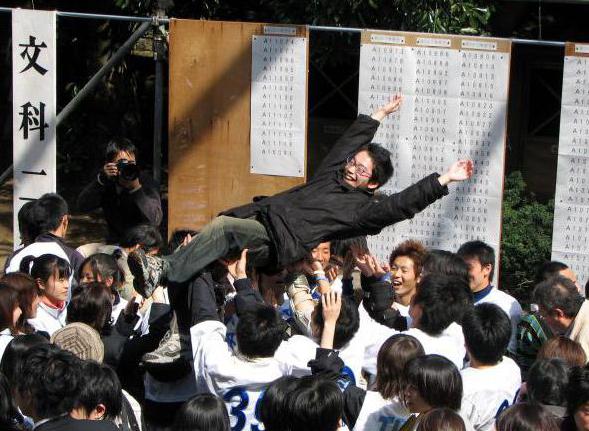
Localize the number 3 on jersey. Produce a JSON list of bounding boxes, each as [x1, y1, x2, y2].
[[223, 387, 265, 431]]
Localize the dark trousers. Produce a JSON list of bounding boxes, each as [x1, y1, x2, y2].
[[165, 216, 272, 283]]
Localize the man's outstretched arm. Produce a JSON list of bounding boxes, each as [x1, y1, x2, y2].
[[314, 94, 402, 176], [356, 160, 474, 233]]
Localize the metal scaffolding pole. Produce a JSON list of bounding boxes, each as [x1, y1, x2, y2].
[[0, 18, 152, 185]]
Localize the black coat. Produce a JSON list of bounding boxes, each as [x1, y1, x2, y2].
[[77, 171, 162, 243], [223, 114, 449, 266]]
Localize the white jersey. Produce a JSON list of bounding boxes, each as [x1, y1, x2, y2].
[[191, 320, 292, 431], [274, 330, 368, 388], [359, 305, 466, 374], [353, 392, 411, 431], [5, 241, 70, 273], [460, 356, 521, 431], [474, 288, 522, 353], [28, 302, 67, 336]]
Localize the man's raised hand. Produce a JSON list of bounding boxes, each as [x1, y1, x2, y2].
[[371, 93, 403, 122], [438, 160, 474, 186]]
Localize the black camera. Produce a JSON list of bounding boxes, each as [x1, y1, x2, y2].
[[116, 159, 139, 181]]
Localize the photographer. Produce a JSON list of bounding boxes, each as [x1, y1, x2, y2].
[[77, 138, 163, 244]]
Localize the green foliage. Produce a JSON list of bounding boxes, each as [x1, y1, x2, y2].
[[500, 172, 554, 307]]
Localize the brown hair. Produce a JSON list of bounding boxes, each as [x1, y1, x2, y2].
[[375, 334, 424, 399], [66, 282, 113, 333], [496, 403, 559, 431], [1, 272, 39, 334], [389, 239, 427, 277], [537, 336, 587, 367], [0, 286, 21, 334], [416, 408, 466, 431]]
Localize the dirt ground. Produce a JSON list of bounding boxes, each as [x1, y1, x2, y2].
[[0, 179, 109, 270]]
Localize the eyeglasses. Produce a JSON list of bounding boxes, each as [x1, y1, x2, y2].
[[346, 157, 372, 178]]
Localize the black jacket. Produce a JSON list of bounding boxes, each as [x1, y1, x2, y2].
[[223, 114, 449, 266], [77, 171, 162, 243], [36, 417, 118, 431]]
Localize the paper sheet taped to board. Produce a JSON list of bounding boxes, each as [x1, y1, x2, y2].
[[250, 35, 307, 177], [357, 32, 511, 266]]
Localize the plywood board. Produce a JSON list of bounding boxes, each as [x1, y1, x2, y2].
[[168, 20, 308, 233]]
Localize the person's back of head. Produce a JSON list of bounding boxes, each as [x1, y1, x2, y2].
[[416, 408, 466, 431], [0, 371, 22, 431], [71, 361, 122, 421], [412, 274, 472, 336], [536, 261, 570, 284], [403, 354, 463, 412], [260, 376, 299, 431], [533, 275, 584, 321], [287, 375, 343, 431], [1, 272, 39, 335], [67, 282, 113, 333], [376, 334, 425, 400], [17, 200, 39, 246], [174, 394, 230, 431], [120, 224, 163, 253], [537, 336, 587, 367], [0, 334, 49, 387], [313, 296, 360, 349], [358, 143, 393, 188], [30, 193, 69, 236], [16, 344, 83, 421], [527, 358, 570, 408], [462, 303, 511, 366], [421, 250, 470, 288], [236, 303, 286, 358], [567, 365, 589, 420], [496, 402, 560, 431]]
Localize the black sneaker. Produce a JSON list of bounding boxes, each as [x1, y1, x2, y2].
[[128, 248, 166, 298]]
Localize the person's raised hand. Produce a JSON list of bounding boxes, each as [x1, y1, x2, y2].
[[322, 291, 342, 327], [353, 252, 374, 277], [371, 93, 403, 121], [438, 160, 474, 186]]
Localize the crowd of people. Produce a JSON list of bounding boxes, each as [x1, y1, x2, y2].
[[1, 95, 588, 431]]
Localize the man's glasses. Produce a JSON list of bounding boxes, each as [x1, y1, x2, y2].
[[346, 157, 372, 178]]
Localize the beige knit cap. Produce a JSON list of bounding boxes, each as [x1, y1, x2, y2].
[[51, 322, 104, 362]]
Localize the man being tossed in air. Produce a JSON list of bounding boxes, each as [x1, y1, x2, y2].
[[129, 94, 474, 296]]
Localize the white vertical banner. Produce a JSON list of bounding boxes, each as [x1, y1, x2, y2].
[[12, 9, 57, 248]]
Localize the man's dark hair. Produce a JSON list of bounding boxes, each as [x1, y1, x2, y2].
[[535, 261, 569, 285], [457, 240, 496, 282], [404, 354, 462, 411], [567, 366, 589, 416], [16, 344, 83, 419], [0, 371, 21, 431], [422, 250, 470, 287], [358, 143, 393, 188], [527, 358, 570, 407], [496, 403, 560, 431], [286, 376, 343, 431], [330, 236, 368, 259], [18, 201, 39, 244], [412, 274, 473, 335], [120, 224, 163, 250], [67, 282, 113, 333], [260, 376, 299, 431], [174, 393, 230, 431], [462, 303, 511, 365], [236, 304, 286, 358], [30, 193, 68, 233], [0, 334, 49, 386], [74, 361, 122, 421], [105, 137, 137, 162], [166, 229, 199, 255], [313, 296, 360, 349], [532, 275, 584, 319]]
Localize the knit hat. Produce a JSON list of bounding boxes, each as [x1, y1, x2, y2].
[[51, 322, 104, 362]]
